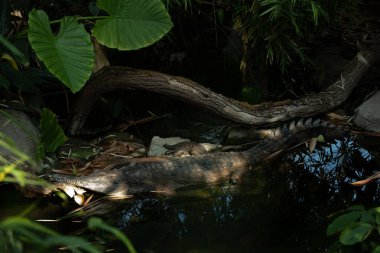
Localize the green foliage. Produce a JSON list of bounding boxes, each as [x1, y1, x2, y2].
[[88, 217, 137, 253], [2, 0, 173, 93], [163, 0, 360, 95], [0, 217, 100, 253], [0, 53, 51, 103], [0, 0, 45, 93], [327, 205, 380, 252], [327, 211, 364, 236], [0, 109, 39, 146], [0, 35, 28, 66], [39, 108, 68, 154], [241, 85, 261, 103], [0, 107, 66, 169], [236, 0, 361, 73], [339, 223, 373, 246], [28, 10, 94, 93], [0, 132, 29, 186], [162, 0, 195, 10], [0, 131, 136, 253], [93, 0, 173, 50], [233, 0, 329, 72], [0, 131, 47, 187], [0, 216, 138, 253]]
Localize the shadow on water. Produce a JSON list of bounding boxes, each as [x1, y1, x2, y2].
[[82, 136, 380, 253]]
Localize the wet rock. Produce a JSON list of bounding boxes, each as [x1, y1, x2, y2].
[[353, 91, 380, 132], [0, 109, 40, 170]]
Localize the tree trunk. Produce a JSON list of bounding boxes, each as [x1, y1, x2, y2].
[[68, 41, 380, 135]]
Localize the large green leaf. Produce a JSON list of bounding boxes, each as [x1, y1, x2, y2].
[[347, 205, 365, 211], [28, 10, 94, 93], [40, 108, 67, 153], [327, 211, 363, 236], [93, 0, 173, 50], [339, 222, 373, 245]]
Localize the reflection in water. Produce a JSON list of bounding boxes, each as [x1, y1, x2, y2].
[[289, 137, 372, 182], [76, 137, 380, 253], [285, 137, 380, 205]]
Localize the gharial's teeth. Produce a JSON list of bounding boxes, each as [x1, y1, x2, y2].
[[289, 120, 296, 131], [312, 118, 321, 127], [305, 118, 313, 127], [274, 127, 282, 137], [296, 118, 304, 129], [320, 121, 328, 127]]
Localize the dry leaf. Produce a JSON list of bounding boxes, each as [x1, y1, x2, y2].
[[83, 194, 94, 206], [308, 137, 317, 152]]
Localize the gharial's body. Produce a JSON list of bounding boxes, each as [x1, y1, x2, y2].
[[50, 118, 341, 196]]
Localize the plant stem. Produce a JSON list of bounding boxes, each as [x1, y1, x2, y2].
[[49, 16, 108, 25]]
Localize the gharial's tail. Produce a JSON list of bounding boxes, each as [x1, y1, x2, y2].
[[246, 118, 350, 161]]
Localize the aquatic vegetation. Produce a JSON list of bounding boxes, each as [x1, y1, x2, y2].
[[327, 205, 380, 253]]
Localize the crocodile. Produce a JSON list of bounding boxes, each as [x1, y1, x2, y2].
[[164, 141, 208, 156], [49, 118, 345, 197]]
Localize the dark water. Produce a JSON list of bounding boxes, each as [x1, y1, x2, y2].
[[1, 132, 380, 252], [92, 137, 380, 253]]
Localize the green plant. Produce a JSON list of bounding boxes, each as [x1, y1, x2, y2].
[[1, 0, 173, 93], [0, 125, 136, 253], [231, 0, 338, 80], [28, 0, 172, 93], [327, 205, 380, 253], [0, 131, 45, 187], [88, 217, 137, 253], [162, 0, 195, 10], [0, 34, 28, 67], [0, 217, 101, 253], [0, 107, 67, 165], [0, 216, 138, 253], [38, 107, 67, 157]]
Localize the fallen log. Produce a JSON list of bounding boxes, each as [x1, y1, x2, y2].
[[68, 41, 380, 136]]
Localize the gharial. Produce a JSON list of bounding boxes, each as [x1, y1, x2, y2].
[[49, 118, 347, 197]]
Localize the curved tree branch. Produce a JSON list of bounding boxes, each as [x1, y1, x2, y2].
[[68, 41, 380, 135]]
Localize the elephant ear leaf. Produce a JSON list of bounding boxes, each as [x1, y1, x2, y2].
[[93, 0, 173, 50], [40, 108, 67, 153], [28, 9, 94, 93]]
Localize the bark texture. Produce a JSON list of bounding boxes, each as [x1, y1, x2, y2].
[[68, 41, 380, 135]]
